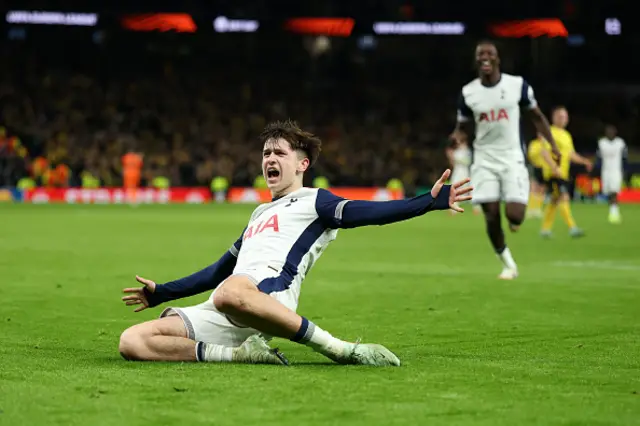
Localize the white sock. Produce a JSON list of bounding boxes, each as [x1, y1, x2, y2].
[[610, 204, 619, 215], [196, 341, 233, 362], [498, 246, 517, 270], [293, 318, 351, 358]]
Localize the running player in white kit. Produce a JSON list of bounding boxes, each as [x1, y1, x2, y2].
[[446, 135, 480, 215], [118, 120, 473, 366], [597, 124, 627, 223], [449, 40, 561, 280]]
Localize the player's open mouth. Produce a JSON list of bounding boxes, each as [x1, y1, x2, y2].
[[266, 168, 280, 179], [480, 60, 492, 72]]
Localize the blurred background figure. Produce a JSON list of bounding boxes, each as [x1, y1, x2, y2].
[[122, 147, 143, 204], [539, 106, 593, 239], [596, 124, 628, 223], [446, 133, 479, 215], [527, 133, 547, 219]]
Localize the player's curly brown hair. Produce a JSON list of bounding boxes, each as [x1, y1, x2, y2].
[[259, 120, 322, 166]]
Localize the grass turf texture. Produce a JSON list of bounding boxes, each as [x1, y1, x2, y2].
[[1, 203, 639, 426]]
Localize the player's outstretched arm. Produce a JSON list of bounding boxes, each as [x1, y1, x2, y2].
[[569, 151, 593, 172], [519, 80, 561, 161], [315, 170, 473, 229], [541, 148, 561, 177], [527, 107, 561, 161], [121, 231, 244, 311]]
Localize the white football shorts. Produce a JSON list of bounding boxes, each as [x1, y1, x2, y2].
[[160, 266, 299, 347], [601, 172, 623, 195], [470, 162, 530, 205]]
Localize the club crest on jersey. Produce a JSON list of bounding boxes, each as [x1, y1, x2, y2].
[[478, 108, 509, 122], [243, 214, 280, 240]]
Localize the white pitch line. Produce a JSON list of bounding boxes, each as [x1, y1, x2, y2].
[[551, 260, 640, 271]]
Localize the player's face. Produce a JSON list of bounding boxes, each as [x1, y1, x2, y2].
[[262, 138, 309, 193], [475, 43, 500, 76], [552, 109, 569, 128], [605, 125, 617, 140]]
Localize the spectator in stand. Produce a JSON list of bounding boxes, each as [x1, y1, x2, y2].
[[122, 146, 144, 204]]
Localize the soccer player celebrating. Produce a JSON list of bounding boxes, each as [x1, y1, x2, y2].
[[119, 120, 473, 366], [597, 124, 627, 223], [539, 106, 593, 238], [450, 40, 560, 280]]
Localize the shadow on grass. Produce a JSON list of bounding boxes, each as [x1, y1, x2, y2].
[[92, 356, 396, 369]]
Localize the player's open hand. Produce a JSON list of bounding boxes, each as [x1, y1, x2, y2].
[[122, 275, 156, 312], [431, 169, 473, 212]]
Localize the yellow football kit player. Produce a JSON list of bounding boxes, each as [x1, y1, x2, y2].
[[540, 120, 592, 237], [527, 136, 546, 217]]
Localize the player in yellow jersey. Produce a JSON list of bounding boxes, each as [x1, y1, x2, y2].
[[526, 133, 547, 218], [539, 106, 592, 238]]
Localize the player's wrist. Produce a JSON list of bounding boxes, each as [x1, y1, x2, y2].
[[432, 185, 451, 210], [143, 285, 163, 307]]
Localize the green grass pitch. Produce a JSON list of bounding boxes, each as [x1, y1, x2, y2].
[[1, 203, 639, 426]]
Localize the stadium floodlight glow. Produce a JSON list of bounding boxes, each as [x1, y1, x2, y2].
[[213, 16, 259, 33], [489, 19, 568, 38], [372, 21, 465, 35], [121, 13, 197, 33], [605, 18, 621, 35], [284, 18, 355, 37], [5, 10, 98, 26]]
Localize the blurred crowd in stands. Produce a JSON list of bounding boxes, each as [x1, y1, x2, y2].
[[1, 36, 640, 193]]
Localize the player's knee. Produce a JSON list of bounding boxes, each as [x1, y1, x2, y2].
[[505, 204, 525, 226], [213, 277, 256, 314], [506, 211, 524, 226], [118, 327, 146, 361]]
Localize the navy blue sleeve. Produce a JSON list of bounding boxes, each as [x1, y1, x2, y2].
[[457, 91, 473, 120], [519, 80, 537, 109], [315, 188, 451, 229], [144, 229, 245, 307]]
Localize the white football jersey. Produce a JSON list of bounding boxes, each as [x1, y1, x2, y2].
[[231, 187, 340, 299], [457, 73, 537, 167], [597, 137, 627, 175]]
